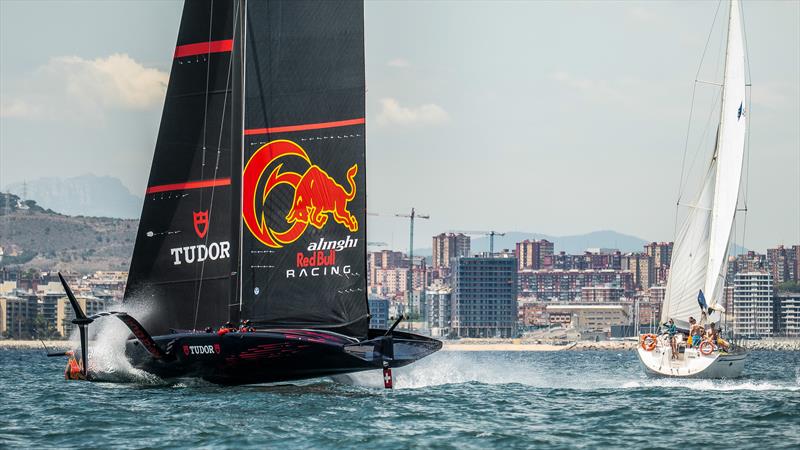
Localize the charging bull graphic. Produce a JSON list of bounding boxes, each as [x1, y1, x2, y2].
[[242, 139, 359, 248]]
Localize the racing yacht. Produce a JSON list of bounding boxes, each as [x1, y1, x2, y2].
[[57, 0, 440, 387]]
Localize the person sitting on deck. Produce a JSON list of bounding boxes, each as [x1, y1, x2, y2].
[[239, 320, 255, 332], [707, 323, 730, 352], [664, 318, 678, 359], [218, 321, 235, 336]]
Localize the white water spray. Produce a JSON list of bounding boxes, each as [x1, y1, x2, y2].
[[68, 297, 164, 384]]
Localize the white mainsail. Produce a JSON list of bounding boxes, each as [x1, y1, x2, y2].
[[662, 0, 747, 327]]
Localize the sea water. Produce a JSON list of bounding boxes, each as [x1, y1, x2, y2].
[[1, 349, 798, 449]]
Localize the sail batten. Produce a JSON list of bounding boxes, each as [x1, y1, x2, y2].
[[662, 0, 747, 327]]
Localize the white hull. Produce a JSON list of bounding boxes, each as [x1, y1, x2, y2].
[[637, 339, 747, 379]]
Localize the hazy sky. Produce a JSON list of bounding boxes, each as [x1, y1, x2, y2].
[[1, 0, 798, 252]]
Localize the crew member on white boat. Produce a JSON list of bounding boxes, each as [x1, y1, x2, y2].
[[688, 317, 702, 347], [707, 323, 730, 352], [664, 319, 678, 359]]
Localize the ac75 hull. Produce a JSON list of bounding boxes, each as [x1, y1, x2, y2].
[[108, 328, 441, 385]]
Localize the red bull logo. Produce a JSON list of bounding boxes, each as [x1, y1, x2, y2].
[[242, 140, 359, 248]]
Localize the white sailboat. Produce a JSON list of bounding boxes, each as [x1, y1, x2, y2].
[[637, 0, 749, 378]]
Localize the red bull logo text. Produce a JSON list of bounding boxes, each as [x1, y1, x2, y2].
[[242, 140, 360, 248]]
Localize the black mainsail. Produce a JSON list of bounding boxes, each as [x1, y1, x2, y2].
[[125, 0, 368, 338], [125, 0, 241, 334]]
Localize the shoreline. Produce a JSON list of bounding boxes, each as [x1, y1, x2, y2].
[[4, 338, 799, 351]]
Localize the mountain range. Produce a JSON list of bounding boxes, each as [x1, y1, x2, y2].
[[5, 174, 143, 219]]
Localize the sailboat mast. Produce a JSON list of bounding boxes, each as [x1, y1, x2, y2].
[[237, 0, 247, 317], [227, 0, 246, 325]]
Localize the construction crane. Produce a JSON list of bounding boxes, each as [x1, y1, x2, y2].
[[367, 241, 387, 247], [395, 208, 430, 321], [450, 230, 507, 256]]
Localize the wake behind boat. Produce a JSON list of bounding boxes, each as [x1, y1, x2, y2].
[[637, 0, 749, 379], [56, 0, 440, 387]]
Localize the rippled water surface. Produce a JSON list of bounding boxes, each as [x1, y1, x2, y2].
[[1, 349, 798, 449]]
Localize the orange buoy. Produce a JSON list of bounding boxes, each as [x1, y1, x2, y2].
[[641, 334, 658, 351], [699, 340, 715, 356]]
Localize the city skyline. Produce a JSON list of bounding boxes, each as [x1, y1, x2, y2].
[[1, 1, 798, 252]]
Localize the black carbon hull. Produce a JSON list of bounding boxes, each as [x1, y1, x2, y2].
[[119, 328, 440, 385]]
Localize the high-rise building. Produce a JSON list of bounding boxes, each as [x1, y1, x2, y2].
[[452, 256, 517, 338], [432, 233, 471, 269], [368, 250, 405, 285], [0, 294, 37, 338], [515, 239, 554, 271], [622, 253, 654, 290], [773, 293, 800, 337], [368, 297, 390, 329], [425, 288, 452, 336], [767, 245, 796, 285], [726, 251, 767, 284], [644, 242, 673, 269], [733, 272, 773, 338]]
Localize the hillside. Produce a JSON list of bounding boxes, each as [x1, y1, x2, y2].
[[0, 192, 137, 273]]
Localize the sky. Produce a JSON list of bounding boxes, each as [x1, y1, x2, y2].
[[1, 0, 798, 252]]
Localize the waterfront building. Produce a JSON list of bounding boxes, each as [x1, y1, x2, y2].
[[432, 233, 471, 269], [0, 294, 37, 338], [545, 304, 629, 333], [515, 239, 554, 271], [425, 288, 452, 337], [56, 296, 106, 337], [733, 272, 774, 338], [452, 256, 517, 338], [773, 293, 800, 337], [368, 297, 390, 329], [519, 301, 548, 328]]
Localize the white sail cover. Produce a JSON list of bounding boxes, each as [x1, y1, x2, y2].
[[662, 0, 747, 327]]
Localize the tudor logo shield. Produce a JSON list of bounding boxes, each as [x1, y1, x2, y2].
[[193, 210, 209, 239]]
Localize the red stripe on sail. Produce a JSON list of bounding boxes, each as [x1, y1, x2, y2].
[[146, 178, 231, 194], [174, 39, 233, 58], [244, 118, 365, 136]]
